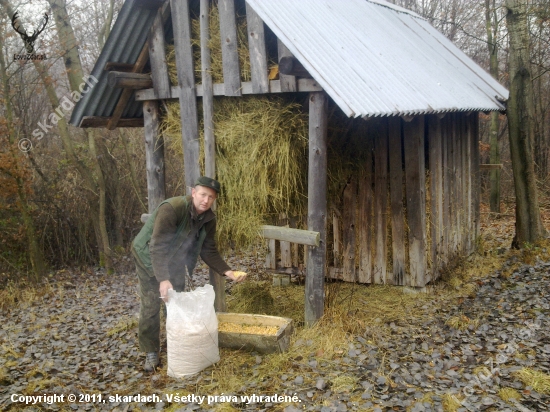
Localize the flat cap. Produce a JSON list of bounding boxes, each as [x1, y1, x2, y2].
[[195, 176, 221, 193]]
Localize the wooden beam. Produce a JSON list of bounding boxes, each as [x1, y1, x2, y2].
[[332, 212, 340, 268], [278, 214, 292, 268], [107, 42, 150, 130], [279, 56, 312, 78], [104, 62, 135, 72], [277, 39, 296, 92], [306, 92, 328, 326], [143, 100, 166, 212], [441, 115, 450, 263], [218, 0, 241, 96], [465, 114, 473, 254], [428, 115, 443, 281], [209, 269, 226, 312], [342, 178, 357, 282], [452, 113, 460, 253], [135, 78, 323, 100], [471, 113, 481, 242], [358, 122, 373, 284], [266, 238, 276, 269], [266, 267, 304, 276], [200, 0, 216, 180], [148, 6, 172, 99], [460, 113, 468, 254], [388, 116, 406, 285], [290, 216, 299, 268], [171, 0, 200, 193], [108, 72, 152, 89], [246, 2, 269, 93], [373, 118, 389, 284], [404, 116, 427, 287], [261, 225, 320, 247], [80, 116, 143, 128]]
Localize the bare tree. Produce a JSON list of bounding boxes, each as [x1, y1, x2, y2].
[[486, 0, 502, 213], [505, 0, 546, 246]]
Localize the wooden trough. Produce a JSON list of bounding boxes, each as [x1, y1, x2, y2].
[[217, 313, 293, 354]]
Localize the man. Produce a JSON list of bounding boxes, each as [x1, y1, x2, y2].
[[131, 176, 246, 372]]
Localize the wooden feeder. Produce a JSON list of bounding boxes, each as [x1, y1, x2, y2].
[[217, 313, 293, 354]]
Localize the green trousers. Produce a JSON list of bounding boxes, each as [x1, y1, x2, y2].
[[135, 256, 189, 353], [136, 260, 163, 353]]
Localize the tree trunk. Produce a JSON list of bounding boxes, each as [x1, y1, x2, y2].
[[485, 0, 501, 213], [49, 0, 114, 271], [0, 36, 46, 280], [505, 0, 547, 245]]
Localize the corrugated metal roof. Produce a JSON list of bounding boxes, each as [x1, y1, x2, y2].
[[72, 0, 508, 127], [69, 0, 161, 126], [246, 0, 508, 118]]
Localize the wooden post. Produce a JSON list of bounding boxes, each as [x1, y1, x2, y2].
[[143, 101, 165, 212], [461, 114, 469, 254], [454, 115, 461, 253], [358, 129, 373, 283], [388, 117, 406, 285], [200, 0, 216, 180], [279, 214, 292, 268], [277, 39, 297, 92], [332, 212, 341, 268], [306, 92, 327, 326], [218, 0, 242, 96], [373, 119, 389, 284], [171, 0, 201, 193], [342, 178, 357, 282], [148, 7, 172, 99], [245, 2, 269, 94], [442, 115, 450, 264], [471, 113, 481, 242], [404, 116, 427, 287], [448, 113, 457, 257], [428, 115, 443, 281], [290, 216, 299, 268], [209, 270, 226, 312], [458, 114, 466, 254], [266, 238, 276, 269]]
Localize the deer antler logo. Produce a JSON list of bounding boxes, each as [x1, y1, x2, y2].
[[11, 11, 49, 54]]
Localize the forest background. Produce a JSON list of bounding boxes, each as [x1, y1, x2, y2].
[[0, 0, 549, 282]]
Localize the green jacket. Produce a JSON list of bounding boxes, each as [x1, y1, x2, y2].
[[131, 196, 230, 285]]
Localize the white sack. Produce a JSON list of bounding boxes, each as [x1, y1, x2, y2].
[[165, 284, 219, 377]]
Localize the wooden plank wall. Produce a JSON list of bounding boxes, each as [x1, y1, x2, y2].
[[332, 113, 479, 288]]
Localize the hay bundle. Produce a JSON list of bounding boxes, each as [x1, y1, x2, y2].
[[162, 3, 307, 248], [161, 96, 308, 248], [230, 281, 274, 315], [166, 3, 252, 86]]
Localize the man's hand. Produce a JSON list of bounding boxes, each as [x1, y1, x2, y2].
[[159, 280, 173, 302], [224, 270, 247, 282]]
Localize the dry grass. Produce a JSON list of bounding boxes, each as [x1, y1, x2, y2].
[[513, 368, 550, 394], [0, 278, 53, 312], [161, 96, 309, 249], [442, 393, 463, 412], [166, 4, 253, 86], [445, 314, 479, 331], [330, 375, 358, 393], [498, 387, 522, 402], [107, 315, 139, 336]]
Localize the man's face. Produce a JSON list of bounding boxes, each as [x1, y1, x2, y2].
[[191, 185, 217, 214]]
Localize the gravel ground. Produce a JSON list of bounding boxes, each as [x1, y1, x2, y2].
[[1, 253, 549, 412]]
